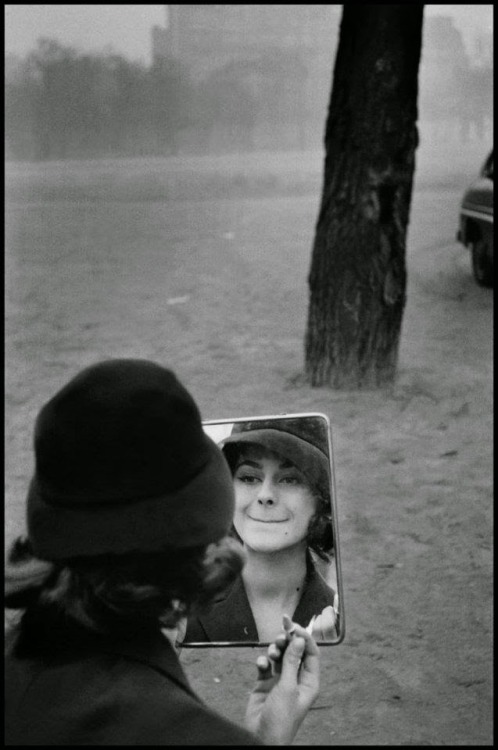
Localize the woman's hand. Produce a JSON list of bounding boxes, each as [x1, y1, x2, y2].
[[245, 615, 320, 745]]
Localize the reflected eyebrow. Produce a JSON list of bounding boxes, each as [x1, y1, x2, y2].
[[235, 459, 262, 469], [235, 458, 298, 471]]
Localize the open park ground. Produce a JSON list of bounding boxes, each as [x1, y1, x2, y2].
[[5, 134, 493, 744]]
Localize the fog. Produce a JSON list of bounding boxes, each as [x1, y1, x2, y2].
[[5, 5, 493, 164]]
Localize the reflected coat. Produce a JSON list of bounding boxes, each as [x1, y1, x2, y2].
[[185, 557, 336, 643]]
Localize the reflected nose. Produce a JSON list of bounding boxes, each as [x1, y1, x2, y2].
[[257, 495, 274, 506], [257, 478, 276, 506]]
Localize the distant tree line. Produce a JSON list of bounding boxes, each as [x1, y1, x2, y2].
[[5, 38, 307, 161], [5, 39, 195, 160], [5, 37, 493, 162]]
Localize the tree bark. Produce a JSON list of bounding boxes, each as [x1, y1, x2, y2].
[[305, 5, 424, 388]]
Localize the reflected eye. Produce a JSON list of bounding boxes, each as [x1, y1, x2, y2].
[[279, 474, 303, 485], [235, 473, 261, 484]]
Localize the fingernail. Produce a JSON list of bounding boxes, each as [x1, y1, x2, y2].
[[283, 614, 296, 635], [292, 636, 305, 653]]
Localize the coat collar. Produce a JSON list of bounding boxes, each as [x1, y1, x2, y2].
[[94, 627, 194, 696], [16, 610, 195, 699]]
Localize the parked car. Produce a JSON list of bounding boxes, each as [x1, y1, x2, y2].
[[457, 150, 493, 287]]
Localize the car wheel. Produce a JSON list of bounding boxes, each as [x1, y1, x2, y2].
[[470, 238, 493, 288]]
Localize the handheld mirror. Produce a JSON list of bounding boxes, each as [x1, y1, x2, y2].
[[180, 413, 345, 647]]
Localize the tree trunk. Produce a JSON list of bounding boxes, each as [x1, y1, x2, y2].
[[305, 5, 424, 388]]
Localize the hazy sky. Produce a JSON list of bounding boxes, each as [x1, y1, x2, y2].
[[4, 4, 494, 64], [5, 5, 167, 63]]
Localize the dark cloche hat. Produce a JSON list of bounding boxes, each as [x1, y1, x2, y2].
[[221, 415, 331, 497], [27, 359, 235, 560]]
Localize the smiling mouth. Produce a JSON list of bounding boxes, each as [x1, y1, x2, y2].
[[248, 517, 289, 523]]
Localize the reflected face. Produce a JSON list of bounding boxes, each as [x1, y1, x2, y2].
[[232, 446, 317, 554]]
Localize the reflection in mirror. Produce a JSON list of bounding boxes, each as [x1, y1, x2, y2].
[[180, 413, 344, 647]]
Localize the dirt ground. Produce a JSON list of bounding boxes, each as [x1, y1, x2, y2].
[[5, 136, 493, 744]]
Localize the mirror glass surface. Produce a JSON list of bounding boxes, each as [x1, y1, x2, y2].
[[180, 413, 345, 647]]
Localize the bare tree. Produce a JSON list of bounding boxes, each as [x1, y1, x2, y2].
[[305, 5, 424, 388]]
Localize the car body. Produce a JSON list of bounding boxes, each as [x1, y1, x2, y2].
[[457, 150, 493, 287]]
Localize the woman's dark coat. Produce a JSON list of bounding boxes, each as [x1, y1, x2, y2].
[[4, 616, 260, 746]]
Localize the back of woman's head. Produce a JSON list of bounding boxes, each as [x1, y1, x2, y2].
[[5, 359, 247, 643], [27, 359, 235, 561], [5, 535, 245, 641]]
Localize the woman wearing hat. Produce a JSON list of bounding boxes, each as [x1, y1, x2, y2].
[[184, 417, 339, 644], [5, 360, 320, 746]]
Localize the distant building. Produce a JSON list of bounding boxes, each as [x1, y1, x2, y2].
[[151, 24, 170, 64], [158, 5, 341, 70], [152, 4, 341, 150], [5, 53, 24, 85], [156, 5, 340, 75]]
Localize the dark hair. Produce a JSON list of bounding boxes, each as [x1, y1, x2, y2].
[[223, 444, 334, 562], [306, 489, 334, 562], [5, 535, 245, 640]]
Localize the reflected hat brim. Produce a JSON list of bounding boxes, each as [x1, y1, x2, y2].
[[221, 428, 330, 496], [28, 435, 234, 560]]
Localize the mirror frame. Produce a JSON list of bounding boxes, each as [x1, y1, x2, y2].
[[181, 412, 345, 647]]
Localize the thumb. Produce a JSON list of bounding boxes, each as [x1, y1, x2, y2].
[[280, 636, 305, 686]]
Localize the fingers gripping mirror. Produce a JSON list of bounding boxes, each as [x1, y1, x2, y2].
[[180, 413, 345, 647]]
